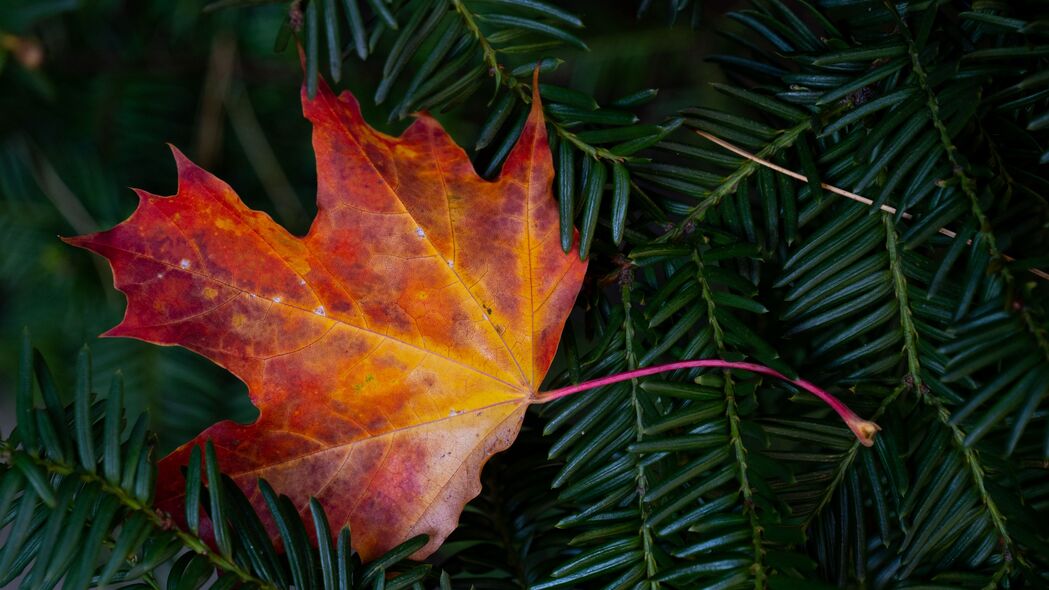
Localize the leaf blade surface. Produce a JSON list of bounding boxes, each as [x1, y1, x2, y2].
[[66, 77, 586, 560]]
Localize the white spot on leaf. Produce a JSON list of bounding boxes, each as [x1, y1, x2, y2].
[[272, 296, 282, 303], [179, 259, 191, 269], [415, 227, 425, 238], [314, 306, 326, 316]]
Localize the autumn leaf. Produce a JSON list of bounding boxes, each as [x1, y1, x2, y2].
[[65, 73, 587, 561]]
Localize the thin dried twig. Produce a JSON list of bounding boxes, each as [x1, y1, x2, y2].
[[695, 130, 1049, 281]]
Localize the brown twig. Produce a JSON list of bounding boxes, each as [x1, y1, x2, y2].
[[694, 130, 1049, 282]]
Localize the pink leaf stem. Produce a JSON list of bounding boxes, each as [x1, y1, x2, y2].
[[535, 359, 880, 446]]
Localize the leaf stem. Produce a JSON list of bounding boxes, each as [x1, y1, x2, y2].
[[535, 359, 880, 446], [803, 382, 907, 529]]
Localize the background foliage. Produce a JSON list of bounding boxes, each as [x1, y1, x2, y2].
[[2, 0, 1049, 588]]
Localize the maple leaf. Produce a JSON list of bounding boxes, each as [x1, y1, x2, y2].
[[65, 74, 587, 560]]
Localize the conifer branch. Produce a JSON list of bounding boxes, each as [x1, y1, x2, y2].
[[885, 1, 1049, 365], [449, 0, 624, 163], [923, 397, 1020, 572], [621, 283, 661, 590], [0, 441, 275, 589], [693, 129, 1049, 282], [665, 121, 810, 239], [802, 383, 909, 530], [695, 251, 767, 590], [6, 1, 1049, 587], [884, 215, 923, 387]]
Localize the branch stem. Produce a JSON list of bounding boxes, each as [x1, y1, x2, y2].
[[0, 443, 274, 589], [535, 359, 880, 446], [663, 121, 810, 239], [694, 129, 1049, 281], [621, 285, 660, 588], [448, 0, 623, 163]]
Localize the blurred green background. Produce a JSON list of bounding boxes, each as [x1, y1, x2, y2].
[[0, 0, 725, 451]]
